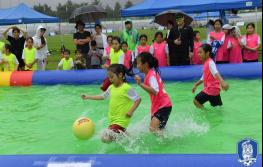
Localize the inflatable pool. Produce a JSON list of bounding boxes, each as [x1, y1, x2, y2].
[[0, 63, 262, 86]]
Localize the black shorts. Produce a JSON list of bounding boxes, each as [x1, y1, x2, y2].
[[152, 106, 172, 129], [243, 59, 258, 63], [195, 91, 222, 107], [216, 61, 229, 64]]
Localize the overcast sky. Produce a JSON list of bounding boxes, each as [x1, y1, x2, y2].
[[0, 0, 143, 9]]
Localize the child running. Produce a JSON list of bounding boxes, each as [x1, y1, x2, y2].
[[22, 37, 39, 71], [192, 31, 203, 65], [192, 44, 229, 109], [135, 52, 172, 134], [121, 41, 133, 69], [150, 32, 170, 67], [57, 49, 74, 70], [241, 23, 261, 62], [1, 44, 19, 71], [81, 64, 141, 143]]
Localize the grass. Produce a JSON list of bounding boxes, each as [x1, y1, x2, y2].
[[1, 22, 262, 70]]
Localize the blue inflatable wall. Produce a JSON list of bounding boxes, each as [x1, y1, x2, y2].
[[31, 63, 262, 85]]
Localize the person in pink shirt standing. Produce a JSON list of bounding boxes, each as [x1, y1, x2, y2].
[[241, 23, 261, 62], [135, 34, 151, 58], [228, 26, 243, 63], [192, 31, 203, 65], [150, 32, 170, 67], [192, 44, 229, 109], [207, 19, 228, 64], [135, 52, 172, 134], [222, 24, 232, 63], [121, 42, 133, 69], [102, 35, 113, 68]]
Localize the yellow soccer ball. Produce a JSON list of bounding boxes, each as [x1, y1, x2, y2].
[[72, 117, 95, 140]]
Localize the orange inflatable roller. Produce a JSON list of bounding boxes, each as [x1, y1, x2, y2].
[[10, 71, 33, 86]]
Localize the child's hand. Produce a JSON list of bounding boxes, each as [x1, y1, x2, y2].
[[221, 82, 229, 91], [81, 94, 88, 100], [134, 75, 142, 85], [126, 112, 133, 118], [192, 85, 197, 94]]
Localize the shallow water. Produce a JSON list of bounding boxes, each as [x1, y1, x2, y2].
[[0, 80, 261, 154]]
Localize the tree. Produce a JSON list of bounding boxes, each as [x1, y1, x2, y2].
[[124, 1, 133, 9], [33, 3, 56, 16], [113, 2, 122, 19], [105, 5, 114, 19], [92, 0, 101, 6]]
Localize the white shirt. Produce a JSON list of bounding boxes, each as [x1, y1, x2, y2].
[[200, 60, 218, 81], [241, 35, 261, 46], [102, 87, 140, 101], [149, 76, 159, 92]]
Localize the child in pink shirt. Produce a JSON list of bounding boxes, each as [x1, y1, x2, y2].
[[192, 31, 203, 65], [192, 44, 229, 109], [122, 42, 133, 69], [135, 52, 172, 134], [150, 32, 170, 67], [135, 34, 151, 59], [241, 23, 261, 62], [228, 26, 243, 63], [102, 35, 113, 67]]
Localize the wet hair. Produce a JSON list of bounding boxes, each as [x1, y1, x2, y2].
[[12, 27, 20, 34], [91, 40, 97, 46], [155, 31, 164, 39], [4, 44, 12, 52], [193, 31, 200, 38], [207, 20, 215, 26], [107, 35, 113, 41], [246, 23, 255, 29], [200, 44, 213, 58], [64, 49, 70, 55], [95, 24, 102, 29], [214, 19, 223, 27], [112, 36, 121, 44], [26, 37, 34, 42], [108, 64, 134, 82], [121, 41, 128, 46], [75, 49, 82, 54], [139, 34, 148, 40], [137, 52, 160, 75], [75, 20, 85, 29]]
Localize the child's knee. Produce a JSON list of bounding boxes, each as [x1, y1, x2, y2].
[[193, 99, 203, 108], [101, 135, 112, 143], [149, 126, 158, 133]]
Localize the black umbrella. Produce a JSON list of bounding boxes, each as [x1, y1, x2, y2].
[[154, 10, 193, 27], [69, 5, 106, 23]]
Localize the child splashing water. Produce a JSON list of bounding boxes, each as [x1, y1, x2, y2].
[[192, 44, 229, 109], [81, 64, 141, 143], [135, 52, 172, 134]]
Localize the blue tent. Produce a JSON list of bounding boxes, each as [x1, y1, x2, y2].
[[121, 0, 262, 17], [190, 12, 241, 21], [0, 3, 59, 25]]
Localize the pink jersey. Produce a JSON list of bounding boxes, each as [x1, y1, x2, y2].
[[137, 45, 150, 54], [144, 69, 172, 116], [222, 35, 231, 62], [210, 31, 228, 62], [152, 42, 167, 67], [243, 34, 260, 61], [124, 50, 133, 69], [203, 58, 221, 96], [229, 37, 242, 63], [105, 46, 111, 65], [192, 41, 202, 65]]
